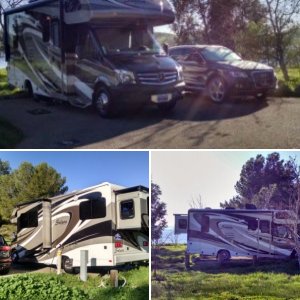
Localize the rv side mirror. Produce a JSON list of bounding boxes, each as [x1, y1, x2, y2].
[[163, 43, 169, 55]]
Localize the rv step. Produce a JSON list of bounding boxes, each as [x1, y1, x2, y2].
[[69, 98, 90, 108]]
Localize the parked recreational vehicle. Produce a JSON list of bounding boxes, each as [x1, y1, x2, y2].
[[10, 182, 149, 273], [4, 0, 184, 117], [175, 209, 300, 267]]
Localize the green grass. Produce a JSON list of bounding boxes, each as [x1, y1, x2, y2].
[[0, 266, 149, 300], [0, 118, 23, 148], [152, 245, 300, 300], [275, 68, 300, 95], [0, 69, 20, 97]]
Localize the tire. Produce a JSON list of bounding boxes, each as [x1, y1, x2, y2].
[[207, 76, 228, 103], [93, 86, 115, 118], [0, 268, 10, 275], [24, 81, 33, 98], [217, 250, 230, 265], [256, 93, 267, 101], [62, 256, 76, 274]]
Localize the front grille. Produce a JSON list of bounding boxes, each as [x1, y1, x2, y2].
[[137, 71, 178, 86], [252, 71, 275, 88]]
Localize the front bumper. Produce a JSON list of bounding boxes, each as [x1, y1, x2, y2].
[[110, 81, 185, 105], [228, 77, 277, 97], [0, 259, 11, 270]]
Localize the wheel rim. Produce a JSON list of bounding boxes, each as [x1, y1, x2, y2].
[[95, 91, 110, 114], [219, 251, 230, 261], [209, 78, 225, 102]]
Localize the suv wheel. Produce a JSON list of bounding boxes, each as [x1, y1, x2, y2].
[[0, 268, 10, 275], [207, 76, 227, 103], [256, 93, 267, 101]]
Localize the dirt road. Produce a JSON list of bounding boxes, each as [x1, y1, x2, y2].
[[0, 95, 299, 149]]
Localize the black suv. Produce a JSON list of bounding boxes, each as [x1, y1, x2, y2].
[[169, 45, 277, 103], [0, 235, 11, 275]]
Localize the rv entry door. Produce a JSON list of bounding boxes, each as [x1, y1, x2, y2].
[[116, 187, 148, 230]]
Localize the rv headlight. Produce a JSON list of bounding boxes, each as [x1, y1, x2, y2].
[[116, 69, 136, 85], [229, 70, 248, 78], [176, 65, 184, 81]]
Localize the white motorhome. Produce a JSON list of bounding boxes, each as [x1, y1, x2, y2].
[[10, 182, 149, 273], [175, 208, 299, 267], [3, 0, 184, 117]]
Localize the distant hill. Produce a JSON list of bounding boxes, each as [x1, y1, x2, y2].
[[155, 32, 176, 47]]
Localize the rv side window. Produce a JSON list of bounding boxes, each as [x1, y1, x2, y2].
[[18, 209, 38, 230], [194, 213, 209, 233], [120, 200, 135, 219], [178, 219, 187, 230], [248, 219, 258, 230], [259, 220, 270, 233], [51, 20, 60, 47], [81, 34, 99, 60], [79, 192, 106, 220], [272, 224, 292, 239]]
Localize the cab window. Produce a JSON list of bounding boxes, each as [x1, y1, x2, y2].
[[120, 200, 135, 219]]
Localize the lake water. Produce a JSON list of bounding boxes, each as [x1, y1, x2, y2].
[[161, 227, 186, 244]]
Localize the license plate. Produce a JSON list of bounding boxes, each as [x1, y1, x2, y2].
[[151, 93, 172, 103]]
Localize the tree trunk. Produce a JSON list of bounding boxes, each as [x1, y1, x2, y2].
[[276, 38, 289, 81], [279, 60, 289, 82]]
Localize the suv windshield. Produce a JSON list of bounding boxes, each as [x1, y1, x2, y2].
[[201, 47, 241, 62], [93, 27, 163, 56]]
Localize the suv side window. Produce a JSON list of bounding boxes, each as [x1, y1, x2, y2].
[[170, 48, 192, 61], [186, 52, 205, 64]]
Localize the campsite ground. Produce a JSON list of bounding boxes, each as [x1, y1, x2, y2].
[[152, 245, 300, 300], [1, 95, 300, 149]]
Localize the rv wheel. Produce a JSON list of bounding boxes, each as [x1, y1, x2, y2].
[[217, 250, 230, 265], [62, 256, 78, 274], [94, 86, 115, 118], [24, 81, 33, 98]]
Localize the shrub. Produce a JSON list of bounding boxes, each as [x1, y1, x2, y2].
[[0, 274, 87, 300], [274, 81, 294, 97], [294, 85, 300, 97]]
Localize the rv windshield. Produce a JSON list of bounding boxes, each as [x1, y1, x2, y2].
[[93, 27, 163, 56]]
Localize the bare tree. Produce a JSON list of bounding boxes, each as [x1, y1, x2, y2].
[[0, 0, 27, 29], [189, 194, 204, 209], [195, 0, 211, 43], [264, 0, 300, 81]]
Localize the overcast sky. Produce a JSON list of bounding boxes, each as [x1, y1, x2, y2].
[[152, 151, 300, 227]]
